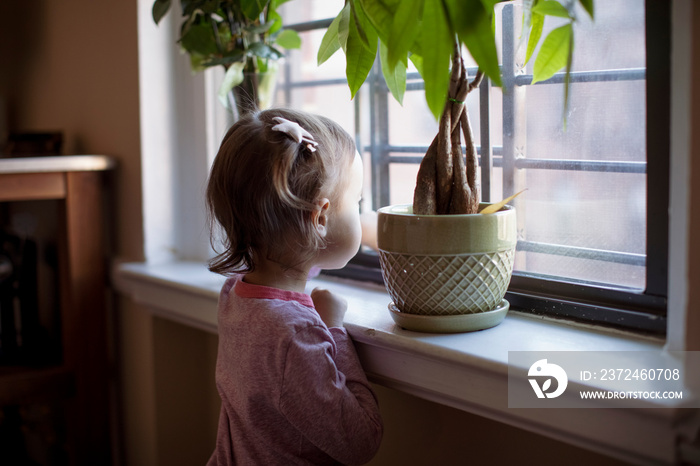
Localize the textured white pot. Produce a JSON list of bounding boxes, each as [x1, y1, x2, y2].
[[377, 203, 517, 331]]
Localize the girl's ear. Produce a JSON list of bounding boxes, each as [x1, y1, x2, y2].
[[313, 198, 330, 237]]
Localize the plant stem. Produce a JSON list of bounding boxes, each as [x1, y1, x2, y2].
[[412, 42, 483, 215], [412, 136, 439, 215], [210, 16, 223, 53]]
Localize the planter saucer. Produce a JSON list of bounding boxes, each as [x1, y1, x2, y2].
[[388, 299, 509, 333]]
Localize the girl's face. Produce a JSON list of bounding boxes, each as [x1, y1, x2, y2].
[[316, 153, 364, 270]]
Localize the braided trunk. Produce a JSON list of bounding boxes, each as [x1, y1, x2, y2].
[[413, 44, 483, 215]]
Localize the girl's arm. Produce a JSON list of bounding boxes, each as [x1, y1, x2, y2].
[[278, 325, 383, 465]]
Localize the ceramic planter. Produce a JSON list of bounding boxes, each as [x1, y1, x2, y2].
[[377, 204, 517, 332]]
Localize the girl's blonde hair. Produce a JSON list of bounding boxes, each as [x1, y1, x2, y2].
[[206, 108, 356, 275]]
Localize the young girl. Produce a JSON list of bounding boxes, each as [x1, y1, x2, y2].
[[205, 108, 383, 465]]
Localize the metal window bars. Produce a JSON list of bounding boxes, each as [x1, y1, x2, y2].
[[282, 2, 668, 334]]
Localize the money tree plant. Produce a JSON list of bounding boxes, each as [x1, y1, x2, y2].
[[318, 0, 593, 215]]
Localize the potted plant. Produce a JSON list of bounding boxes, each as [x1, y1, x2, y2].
[[152, 0, 302, 118], [318, 0, 592, 332]]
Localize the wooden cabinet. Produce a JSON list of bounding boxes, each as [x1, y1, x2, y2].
[[0, 156, 114, 465]]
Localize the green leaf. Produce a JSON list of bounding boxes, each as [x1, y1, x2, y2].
[[408, 27, 424, 57], [520, 0, 539, 43], [387, 0, 423, 69], [275, 29, 301, 49], [443, 0, 478, 31], [180, 9, 200, 42], [379, 40, 407, 105], [248, 42, 284, 60], [357, 0, 379, 51], [318, 6, 345, 65], [218, 62, 246, 107], [338, 2, 352, 52], [180, 20, 219, 56], [216, 20, 232, 44], [532, 23, 572, 84], [579, 0, 594, 18], [189, 51, 207, 72], [422, 0, 452, 119], [520, 0, 537, 38], [244, 22, 275, 35], [349, 0, 371, 49], [443, 0, 501, 87], [358, 0, 395, 44], [345, 8, 377, 99], [257, 57, 268, 73], [267, 9, 283, 34], [459, 7, 502, 87], [525, 12, 544, 64], [317, 27, 341, 67], [409, 53, 423, 76], [152, 0, 171, 25], [202, 50, 246, 68], [532, 0, 571, 19], [316, 4, 350, 65], [241, 0, 268, 20]]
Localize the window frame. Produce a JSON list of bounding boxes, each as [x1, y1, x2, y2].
[[504, 0, 670, 334], [282, 1, 669, 335]]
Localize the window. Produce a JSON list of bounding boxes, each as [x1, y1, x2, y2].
[[278, 1, 669, 333]]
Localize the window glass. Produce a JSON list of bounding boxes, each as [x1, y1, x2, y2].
[[277, 0, 661, 326], [510, 1, 646, 289]]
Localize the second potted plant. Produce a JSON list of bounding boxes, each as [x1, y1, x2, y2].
[[152, 0, 302, 118]]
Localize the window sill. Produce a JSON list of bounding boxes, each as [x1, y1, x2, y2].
[[113, 260, 696, 465]]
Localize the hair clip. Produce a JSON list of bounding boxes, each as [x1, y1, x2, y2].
[[271, 117, 319, 152]]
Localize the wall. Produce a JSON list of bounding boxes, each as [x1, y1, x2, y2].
[[1, 0, 698, 465], [687, 0, 700, 353], [0, 0, 152, 464], [0, 0, 143, 258], [368, 385, 632, 466]]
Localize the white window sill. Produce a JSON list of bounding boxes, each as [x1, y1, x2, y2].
[[113, 260, 698, 465]]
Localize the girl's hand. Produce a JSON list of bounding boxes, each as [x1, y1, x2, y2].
[[311, 288, 347, 328], [360, 211, 378, 251]]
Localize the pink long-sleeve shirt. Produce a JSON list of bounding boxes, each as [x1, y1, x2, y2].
[[207, 276, 383, 465]]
